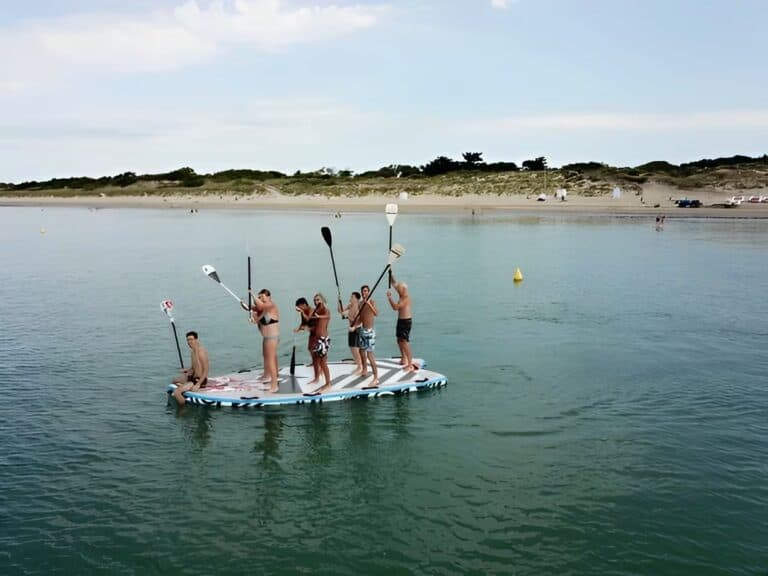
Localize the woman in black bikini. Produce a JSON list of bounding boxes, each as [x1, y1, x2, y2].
[[242, 288, 280, 393]]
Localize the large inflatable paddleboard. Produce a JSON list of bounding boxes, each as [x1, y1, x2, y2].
[[167, 357, 447, 408]]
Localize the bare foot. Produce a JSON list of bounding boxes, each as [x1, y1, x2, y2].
[[268, 386, 279, 394], [362, 379, 380, 390]]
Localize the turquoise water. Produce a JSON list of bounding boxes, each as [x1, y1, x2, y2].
[[1, 206, 767, 575]]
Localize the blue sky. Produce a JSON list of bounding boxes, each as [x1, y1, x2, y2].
[[1, 0, 766, 182]]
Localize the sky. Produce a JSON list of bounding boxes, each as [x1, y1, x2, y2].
[[1, 0, 767, 182]]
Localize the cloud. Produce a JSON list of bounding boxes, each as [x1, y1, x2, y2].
[[0, 1, 389, 90], [468, 110, 768, 132], [490, 0, 515, 9]]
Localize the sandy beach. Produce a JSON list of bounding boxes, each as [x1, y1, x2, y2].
[[3, 183, 768, 217]]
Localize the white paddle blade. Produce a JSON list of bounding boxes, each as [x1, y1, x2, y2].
[[387, 243, 405, 265], [161, 299, 174, 319], [385, 203, 399, 226], [202, 264, 221, 283]]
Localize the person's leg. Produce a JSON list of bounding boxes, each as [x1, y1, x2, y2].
[[397, 339, 407, 365], [368, 351, 378, 386], [319, 357, 331, 393], [265, 339, 279, 393], [351, 346, 362, 372], [402, 340, 414, 371], [309, 353, 320, 385], [173, 382, 193, 405]]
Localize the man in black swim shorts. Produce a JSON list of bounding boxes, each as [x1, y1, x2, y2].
[[386, 275, 416, 372]]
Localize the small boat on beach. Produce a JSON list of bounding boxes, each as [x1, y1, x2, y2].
[[167, 357, 447, 408]]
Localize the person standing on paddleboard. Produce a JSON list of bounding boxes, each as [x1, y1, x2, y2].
[[338, 291, 363, 375], [171, 331, 210, 405], [308, 293, 332, 394], [387, 273, 415, 372], [295, 296, 318, 383], [355, 284, 379, 388], [241, 289, 280, 394]]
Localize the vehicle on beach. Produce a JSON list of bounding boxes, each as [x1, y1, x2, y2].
[[675, 198, 702, 208]]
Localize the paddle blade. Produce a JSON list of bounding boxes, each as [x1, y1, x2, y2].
[[202, 264, 221, 283], [290, 345, 296, 375], [321, 226, 332, 247], [160, 299, 174, 317], [387, 243, 406, 265], [385, 203, 399, 226]]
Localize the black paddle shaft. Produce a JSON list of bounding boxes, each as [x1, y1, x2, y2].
[[171, 320, 184, 369], [350, 263, 391, 327]]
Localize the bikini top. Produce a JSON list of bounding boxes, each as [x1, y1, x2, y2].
[[259, 311, 279, 326]]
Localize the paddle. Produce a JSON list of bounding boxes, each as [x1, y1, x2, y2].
[[350, 243, 406, 326], [385, 203, 399, 288], [202, 264, 244, 305], [161, 299, 184, 369], [247, 255, 253, 309], [290, 330, 297, 375], [321, 226, 343, 309]]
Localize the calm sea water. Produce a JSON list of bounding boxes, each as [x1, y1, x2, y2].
[[1, 206, 766, 575]]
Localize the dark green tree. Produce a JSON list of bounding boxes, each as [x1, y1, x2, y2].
[[421, 156, 459, 176], [522, 156, 548, 171]]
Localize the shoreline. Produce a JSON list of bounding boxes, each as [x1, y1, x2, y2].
[[3, 188, 768, 218]]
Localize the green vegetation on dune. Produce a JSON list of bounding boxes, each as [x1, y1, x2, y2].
[[1, 153, 767, 198]]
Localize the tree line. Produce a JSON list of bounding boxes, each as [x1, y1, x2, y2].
[[1, 153, 766, 191]]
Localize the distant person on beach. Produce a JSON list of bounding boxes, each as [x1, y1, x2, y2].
[[338, 291, 363, 374], [172, 331, 210, 405], [307, 293, 331, 394], [241, 288, 280, 393], [655, 214, 665, 231], [387, 273, 415, 371], [355, 284, 379, 388]]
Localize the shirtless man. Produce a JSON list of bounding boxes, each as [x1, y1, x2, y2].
[[241, 288, 280, 393], [387, 274, 415, 371], [171, 331, 210, 405], [295, 296, 318, 383], [338, 291, 363, 374], [308, 293, 332, 393], [355, 284, 379, 387]]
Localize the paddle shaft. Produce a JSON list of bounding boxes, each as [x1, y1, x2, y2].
[[247, 256, 253, 309], [350, 263, 391, 327], [388, 226, 393, 288], [170, 319, 184, 369]]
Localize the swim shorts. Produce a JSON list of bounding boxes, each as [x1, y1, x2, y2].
[[347, 329, 360, 348], [313, 336, 331, 358], [396, 318, 412, 342], [358, 327, 375, 352]]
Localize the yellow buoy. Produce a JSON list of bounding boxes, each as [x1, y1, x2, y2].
[[513, 267, 523, 283], [40, 227, 46, 234]]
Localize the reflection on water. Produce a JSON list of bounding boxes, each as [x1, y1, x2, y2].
[[253, 411, 284, 465]]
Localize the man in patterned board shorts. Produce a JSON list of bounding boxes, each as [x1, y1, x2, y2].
[[356, 284, 380, 388]]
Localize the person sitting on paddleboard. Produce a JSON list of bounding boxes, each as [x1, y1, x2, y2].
[[171, 331, 210, 406]]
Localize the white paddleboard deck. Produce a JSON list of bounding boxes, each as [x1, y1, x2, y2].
[[167, 357, 447, 408]]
